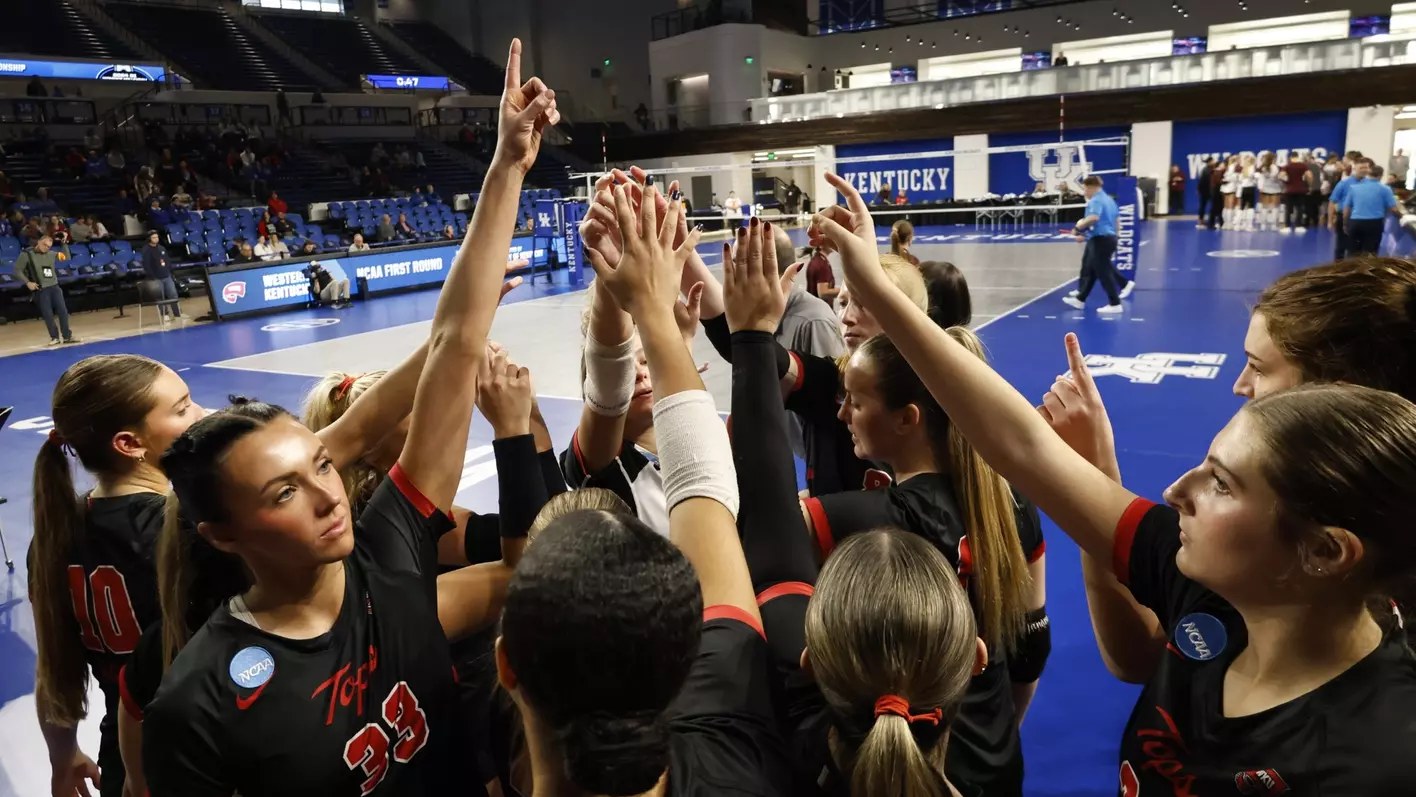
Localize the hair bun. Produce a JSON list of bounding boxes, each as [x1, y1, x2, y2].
[[556, 710, 669, 796]]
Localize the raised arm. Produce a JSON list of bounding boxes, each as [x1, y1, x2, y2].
[[811, 173, 1137, 566], [589, 184, 759, 622], [397, 38, 558, 512]]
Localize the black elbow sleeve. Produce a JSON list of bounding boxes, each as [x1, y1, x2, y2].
[[1007, 606, 1051, 684]]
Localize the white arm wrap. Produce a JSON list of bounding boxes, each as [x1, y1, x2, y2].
[[652, 390, 739, 519], [582, 332, 636, 417]]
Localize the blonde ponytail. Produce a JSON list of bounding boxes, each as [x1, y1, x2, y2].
[[850, 713, 949, 797], [943, 327, 1031, 655], [302, 370, 389, 519]]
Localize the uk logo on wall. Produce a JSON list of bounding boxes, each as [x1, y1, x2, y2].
[[1026, 144, 1093, 195], [1171, 111, 1347, 181], [990, 127, 1128, 195]]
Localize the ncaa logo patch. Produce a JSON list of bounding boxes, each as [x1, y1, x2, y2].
[[222, 281, 247, 304], [1174, 613, 1227, 661], [229, 646, 275, 689], [1234, 768, 1289, 795]]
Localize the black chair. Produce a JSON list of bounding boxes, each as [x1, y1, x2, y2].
[[136, 279, 182, 331], [0, 407, 13, 571]]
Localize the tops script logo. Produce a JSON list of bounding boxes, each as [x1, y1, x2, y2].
[[1028, 145, 1093, 194]]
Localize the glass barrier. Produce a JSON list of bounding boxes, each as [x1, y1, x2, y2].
[[751, 35, 1416, 124], [0, 98, 97, 125]]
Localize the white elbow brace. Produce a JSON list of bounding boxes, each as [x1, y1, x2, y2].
[[582, 333, 636, 417], [652, 390, 739, 519]]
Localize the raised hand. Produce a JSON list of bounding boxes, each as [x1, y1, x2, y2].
[[810, 172, 887, 295], [476, 347, 534, 439], [675, 281, 704, 344], [586, 183, 701, 320], [723, 218, 787, 334], [1038, 333, 1117, 474], [495, 39, 560, 175]]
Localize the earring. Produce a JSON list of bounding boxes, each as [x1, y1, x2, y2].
[[136, 453, 146, 464]]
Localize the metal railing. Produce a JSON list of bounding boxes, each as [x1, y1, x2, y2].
[[651, 0, 753, 41], [750, 34, 1416, 125]]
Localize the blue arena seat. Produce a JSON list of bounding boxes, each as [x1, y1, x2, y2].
[[87, 243, 114, 266], [69, 245, 91, 268]]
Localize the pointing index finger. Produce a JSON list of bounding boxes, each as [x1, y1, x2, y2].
[[1064, 332, 1096, 392], [504, 39, 522, 94]]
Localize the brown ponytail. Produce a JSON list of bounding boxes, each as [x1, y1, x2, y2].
[[156, 492, 188, 668], [32, 355, 167, 726], [31, 435, 89, 726], [889, 219, 914, 257], [856, 329, 1031, 655]]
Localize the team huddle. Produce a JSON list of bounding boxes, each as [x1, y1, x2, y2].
[[28, 40, 1416, 797]]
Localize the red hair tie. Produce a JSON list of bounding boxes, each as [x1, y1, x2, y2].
[[48, 428, 73, 456], [873, 695, 943, 726], [333, 374, 360, 401]]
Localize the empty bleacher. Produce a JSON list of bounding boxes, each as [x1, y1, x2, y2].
[[380, 21, 504, 94], [104, 3, 320, 91], [251, 12, 422, 87], [324, 196, 466, 244], [0, 0, 142, 61]]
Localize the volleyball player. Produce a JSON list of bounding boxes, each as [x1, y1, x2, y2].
[[1255, 152, 1284, 230], [889, 219, 920, 265], [1237, 154, 1258, 230], [724, 219, 1043, 796], [1218, 155, 1240, 228], [1279, 152, 1310, 233], [1043, 257, 1416, 683], [919, 261, 972, 330], [493, 182, 791, 796], [813, 173, 1416, 793], [139, 39, 559, 796]]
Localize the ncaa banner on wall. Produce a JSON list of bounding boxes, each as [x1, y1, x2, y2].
[[1170, 111, 1346, 181], [1113, 176, 1141, 281]]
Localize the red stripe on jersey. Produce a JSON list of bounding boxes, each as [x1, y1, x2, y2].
[[704, 605, 766, 640], [805, 497, 834, 558], [958, 535, 973, 577], [389, 463, 436, 519], [118, 665, 143, 721], [570, 428, 588, 476], [1113, 498, 1157, 586], [789, 350, 805, 393], [1028, 539, 1047, 564], [756, 581, 813, 606]]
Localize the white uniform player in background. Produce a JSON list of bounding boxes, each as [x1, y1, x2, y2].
[[1220, 155, 1241, 229], [1257, 151, 1285, 231]]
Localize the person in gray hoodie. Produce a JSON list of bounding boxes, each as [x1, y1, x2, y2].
[[14, 233, 75, 344]]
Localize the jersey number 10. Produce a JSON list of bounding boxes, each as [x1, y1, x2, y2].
[[342, 681, 430, 795], [68, 565, 142, 655]]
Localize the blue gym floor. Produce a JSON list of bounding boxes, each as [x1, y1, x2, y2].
[[0, 221, 1336, 796]]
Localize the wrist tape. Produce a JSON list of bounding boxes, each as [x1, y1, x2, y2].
[[582, 332, 636, 417], [652, 390, 739, 519]]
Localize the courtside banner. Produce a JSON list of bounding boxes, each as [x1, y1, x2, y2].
[[0, 58, 166, 82], [989, 126, 1128, 195], [1113, 176, 1141, 280], [1171, 112, 1346, 181], [835, 137, 955, 202]]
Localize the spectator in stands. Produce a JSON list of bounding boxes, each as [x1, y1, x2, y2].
[[441, 224, 456, 240], [84, 150, 107, 180], [178, 159, 196, 188], [240, 145, 257, 175], [158, 149, 180, 191], [254, 234, 277, 260], [232, 242, 259, 263], [276, 89, 291, 127], [410, 187, 427, 206], [226, 237, 247, 260], [413, 150, 425, 169], [19, 216, 41, 244], [65, 148, 86, 179], [267, 191, 287, 216], [82, 127, 102, 151], [377, 214, 397, 243], [299, 240, 318, 256], [88, 215, 112, 242], [0, 170, 12, 198], [170, 184, 194, 212], [371, 142, 388, 166], [635, 102, 651, 130], [141, 230, 181, 323], [273, 211, 294, 239], [15, 234, 75, 345], [395, 212, 416, 239], [135, 171, 159, 204], [147, 198, 172, 229], [69, 216, 92, 244], [425, 184, 440, 205], [45, 215, 69, 245], [895, 187, 909, 206], [307, 261, 351, 308], [348, 233, 371, 253], [26, 76, 46, 98], [106, 147, 126, 174], [196, 189, 217, 211], [1054, 51, 1069, 66], [396, 147, 412, 169], [116, 187, 138, 217], [311, 87, 326, 104]]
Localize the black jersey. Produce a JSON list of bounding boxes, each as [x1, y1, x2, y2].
[[560, 431, 669, 536], [27, 492, 166, 797], [803, 473, 1045, 797], [1113, 498, 1416, 796], [485, 610, 793, 797], [142, 468, 458, 797], [784, 349, 870, 497]]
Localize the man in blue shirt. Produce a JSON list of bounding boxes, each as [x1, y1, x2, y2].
[[1062, 175, 1127, 315], [1328, 153, 1365, 259], [1342, 159, 1400, 255]]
